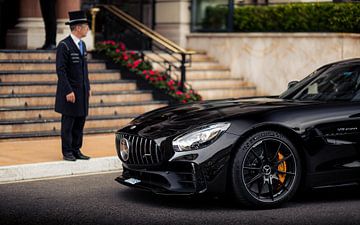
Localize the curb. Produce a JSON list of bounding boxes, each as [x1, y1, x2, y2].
[[0, 156, 122, 183]]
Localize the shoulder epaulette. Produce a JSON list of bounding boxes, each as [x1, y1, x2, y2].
[[59, 41, 70, 51]]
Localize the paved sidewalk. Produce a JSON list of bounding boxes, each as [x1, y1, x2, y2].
[[0, 134, 122, 183]]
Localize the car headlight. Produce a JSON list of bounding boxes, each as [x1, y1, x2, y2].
[[172, 122, 231, 152], [119, 137, 130, 161]]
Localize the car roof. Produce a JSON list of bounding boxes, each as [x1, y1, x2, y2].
[[325, 58, 360, 67]]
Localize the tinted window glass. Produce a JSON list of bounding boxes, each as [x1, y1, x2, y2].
[[279, 65, 330, 99], [292, 64, 360, 101]]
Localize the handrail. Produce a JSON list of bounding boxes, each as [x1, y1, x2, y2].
[[95, 4, 196, 91], [100, 4, 195, 55]]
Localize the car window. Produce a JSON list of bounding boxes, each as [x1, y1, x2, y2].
[[279, 65, 330, 99], [292, 65, 360, 102]]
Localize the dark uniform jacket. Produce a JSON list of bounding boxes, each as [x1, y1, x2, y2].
[[55, 35, 90, 117]]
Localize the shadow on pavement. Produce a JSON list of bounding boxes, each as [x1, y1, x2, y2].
[[293, 185, 360, 203], [116, 185, 360, 209], [116, 188, 244, 210]]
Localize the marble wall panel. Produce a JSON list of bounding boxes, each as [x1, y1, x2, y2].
[[187, 33, 360, 95]]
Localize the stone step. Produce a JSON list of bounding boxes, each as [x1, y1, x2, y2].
[[0, 91, 153, 107], [152, 61, 228, 71], [0, 70, 121, 82], [0, 80, 138, 95], [198, 88, 257, 100], [187, 61, 227, 70], [157, 68, 232, 80], [185, 69, 232, 80], [189, 79, 250, 89], [144, 52, 215, 63], [0, 101, 167, 120], [0, 127, 117, 140], [0, 115, 133, 133], [0, 60, 105, 71], [0, 52, 57, 60], [0, 50, 209, 61]]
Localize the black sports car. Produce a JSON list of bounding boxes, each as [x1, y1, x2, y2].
[[115, 58, 360, 208]]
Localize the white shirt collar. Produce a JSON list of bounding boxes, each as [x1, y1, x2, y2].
[[70, 34, 81, 49]]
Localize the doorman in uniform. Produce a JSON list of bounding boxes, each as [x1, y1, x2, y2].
[[55, 11, 91, 161]]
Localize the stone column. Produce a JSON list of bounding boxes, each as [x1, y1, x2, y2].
[[155, 0, 191, 48], [6, 0, 44, 49], [56, 0, 78, 47], [6, 0, 94, 50]]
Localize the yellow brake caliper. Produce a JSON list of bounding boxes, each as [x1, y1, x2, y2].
[[277, 152, 287, 184]]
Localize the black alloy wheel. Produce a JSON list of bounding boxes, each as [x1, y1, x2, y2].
[[231, 130, 301, 208]]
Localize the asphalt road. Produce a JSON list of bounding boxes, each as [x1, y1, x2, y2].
[[0, 172, 360, 225]]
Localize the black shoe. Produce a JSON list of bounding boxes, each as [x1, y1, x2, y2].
[[74, 151, 90, 160], [63, 154, 77, 161], [36, 44, 56, 50]]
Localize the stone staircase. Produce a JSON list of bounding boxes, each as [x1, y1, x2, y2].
[[0, 50, 167, 140], [0, 50, 256, 141], [145, 51, 256, 100]]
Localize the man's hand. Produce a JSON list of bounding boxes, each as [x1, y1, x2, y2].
[[66, 92, 75, 103]]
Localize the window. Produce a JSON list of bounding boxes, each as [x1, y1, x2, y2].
[[191, 0, 229, 31], [292, 64, 360, 102]]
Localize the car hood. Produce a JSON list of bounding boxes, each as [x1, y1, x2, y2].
[[120, 97, 316, 139]]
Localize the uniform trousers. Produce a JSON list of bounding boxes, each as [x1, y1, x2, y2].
[[61, 115, 86, 156]]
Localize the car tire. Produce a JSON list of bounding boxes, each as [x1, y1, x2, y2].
[[231, 130, 302, 208]]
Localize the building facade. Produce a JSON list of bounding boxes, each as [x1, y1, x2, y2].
[[1, 0, 193, 50]]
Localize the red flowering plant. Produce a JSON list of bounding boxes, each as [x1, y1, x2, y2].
[[96, 40, 202, 103]]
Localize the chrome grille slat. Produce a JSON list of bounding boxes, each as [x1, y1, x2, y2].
[[143, 138, 149, 164], [147, 139, 153, 164], [134, 136, 139, 163], [155, 145, 160, 162], [129, 136, 137, 163], [149, 141, 154, 164], [134, 135, 140, 164], [140, 137, 145, 164], [129, 136, 135, 163], [118, 133, 163, 166], [131, 136, 138, 164]]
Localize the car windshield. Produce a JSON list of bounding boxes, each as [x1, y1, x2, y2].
[[280, 63, 360, 102]]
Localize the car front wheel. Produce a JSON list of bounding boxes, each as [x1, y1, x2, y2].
[[231, 130, 302, 208]]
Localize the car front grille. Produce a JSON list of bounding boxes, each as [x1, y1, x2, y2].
[[117, 133, 164, 166]]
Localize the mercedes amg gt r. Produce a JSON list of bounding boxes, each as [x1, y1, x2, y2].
[[115, 58, 360, 208]]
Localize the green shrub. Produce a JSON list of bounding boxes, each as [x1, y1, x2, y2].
[[204, 3, 360, 32]]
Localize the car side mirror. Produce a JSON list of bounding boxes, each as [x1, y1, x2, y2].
[[288, 81, 299, 89]]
